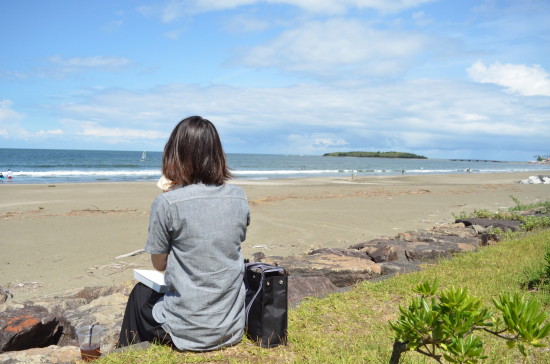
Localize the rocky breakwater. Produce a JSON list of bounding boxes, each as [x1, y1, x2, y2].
[[259, 221, 488, 291], [0, 217, 527, 363]]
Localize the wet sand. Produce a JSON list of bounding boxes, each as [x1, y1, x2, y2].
[[1, 171, 548, 302]]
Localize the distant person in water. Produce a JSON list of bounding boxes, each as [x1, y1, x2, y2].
[[0, 172, 4, 183], [6, 169, 12, 183]]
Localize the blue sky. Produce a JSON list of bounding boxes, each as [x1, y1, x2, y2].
[[1, 0, 549, 161]]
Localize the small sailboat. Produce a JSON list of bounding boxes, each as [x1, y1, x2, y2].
[[140, 151, 147, 162]]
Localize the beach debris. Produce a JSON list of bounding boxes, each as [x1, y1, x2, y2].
[[114, 249, 145, 259], [0, 286, 13, 303], [518, 175, 550, 184], [1, 209, 45, 220], [5, 281, 45, 291], [66, 208, 139, 216], [89, 262, 136, 272]]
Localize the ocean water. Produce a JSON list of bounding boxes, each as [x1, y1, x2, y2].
[[0, 148, 549, 184]]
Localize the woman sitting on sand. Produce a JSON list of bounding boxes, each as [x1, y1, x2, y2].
[[117, 116, 250, 351]]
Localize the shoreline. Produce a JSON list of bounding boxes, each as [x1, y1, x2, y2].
[[1, 171, 549, 302]]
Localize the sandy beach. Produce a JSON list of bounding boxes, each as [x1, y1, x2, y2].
[[1, 171, 548, 302]]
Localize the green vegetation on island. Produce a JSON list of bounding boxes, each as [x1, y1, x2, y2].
[[323, 151, 427, 159]]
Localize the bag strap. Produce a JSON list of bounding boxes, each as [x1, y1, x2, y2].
[[246, 262, 286, 275], [245, 270, 265, 327]]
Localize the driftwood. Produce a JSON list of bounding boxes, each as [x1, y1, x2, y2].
[[114, 249, 145, 259]]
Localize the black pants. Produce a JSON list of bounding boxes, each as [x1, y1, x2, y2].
[[117, 283, 173, 348]]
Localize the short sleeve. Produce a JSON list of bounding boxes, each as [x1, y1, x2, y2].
[[144, 195, 172, 254]]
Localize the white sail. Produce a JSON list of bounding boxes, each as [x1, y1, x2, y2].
[[140, 151, 147, 161]]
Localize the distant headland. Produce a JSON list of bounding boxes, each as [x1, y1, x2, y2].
[[323, 151, 428, 159]]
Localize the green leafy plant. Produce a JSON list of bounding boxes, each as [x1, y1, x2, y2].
[[389, 280, 549, 363]]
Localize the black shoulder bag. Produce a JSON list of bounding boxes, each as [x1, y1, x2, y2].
[[244, 262, 288, 348]]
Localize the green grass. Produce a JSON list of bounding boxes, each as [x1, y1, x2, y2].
[[93, 229, 550, 364]]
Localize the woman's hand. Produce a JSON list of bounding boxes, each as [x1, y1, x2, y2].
[[151, 254, 168, 272]]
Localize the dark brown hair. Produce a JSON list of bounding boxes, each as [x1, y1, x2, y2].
[[162, 116, 231, 186]]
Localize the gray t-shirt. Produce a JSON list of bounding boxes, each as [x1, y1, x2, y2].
[[144, 183, 250, 351]]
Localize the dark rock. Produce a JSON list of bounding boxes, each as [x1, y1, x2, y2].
[[308, 247, 370, 260], [354, 238, 400, 250], [288, 276, 338, 307], [455, 218, 522, 232], [404, 243, 461, 261], [367, 245, 400, 263], [349, 225, 480, 264], [480, 232, 501, 246], [250, 252, 266, 262], [377, 261, 421, 276], [409, 233, 478, 247], [0, 304, 66, 352], [265, 253, 382, 287]]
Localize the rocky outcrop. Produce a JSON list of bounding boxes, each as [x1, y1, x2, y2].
[[261, 223, 480, 287], [455, 217, 522, 232], [0, 217, 538, 362]]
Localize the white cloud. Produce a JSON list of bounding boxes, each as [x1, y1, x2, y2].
[[0, 100, 25, 122], [467, 61, 550, 97], [68, 121, 166, 140], [240, 18, 428, 76], [48, 55, 131, 71], [36, 129, 64, 135], [103, 20, 124, 32], [137, 0, 433, 22], [41, 79, 548, 156], [0, 100, 29, 139], [0, 70, 29, 81], [288, 133, 348, 151], [224, 15, 270, 33], [164, 28, 187, 39], [271, 0, 435, 14]]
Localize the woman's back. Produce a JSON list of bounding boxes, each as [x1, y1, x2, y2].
[[147, 183, 249, 350]]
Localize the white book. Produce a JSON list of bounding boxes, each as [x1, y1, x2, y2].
[[133, 269, 167, 293]]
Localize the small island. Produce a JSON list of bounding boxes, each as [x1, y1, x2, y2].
[[323, 151, 427, 159]]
